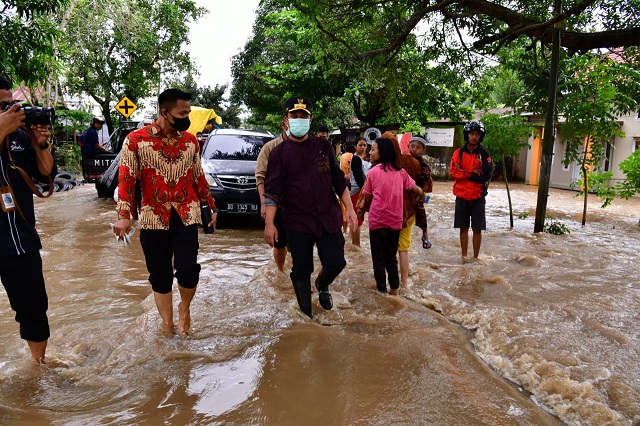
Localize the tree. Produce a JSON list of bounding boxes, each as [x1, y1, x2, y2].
[[168, 73, 243, 129], [59, 0, 205, 133], [0, 0, 71, 85], [285, 0, 640, 232], [617, 149, 640, 200], [293, 0, 640, 61], [481, 113, 534, 228], [559, 54, 639, 226], [231, 1, 475, 132], [54, 108, 93, 173], [231, 3, 355, 131]]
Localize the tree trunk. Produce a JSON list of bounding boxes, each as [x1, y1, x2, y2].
[[503, 154, 514, 229], [101, 102, 113, 136], [534, 0, 562, 233], [582, 166, 588, 227]]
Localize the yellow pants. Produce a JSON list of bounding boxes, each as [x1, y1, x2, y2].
[[398, 215, 415, 252]]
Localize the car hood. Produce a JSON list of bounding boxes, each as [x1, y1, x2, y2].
[[201, 159, 256, 176]]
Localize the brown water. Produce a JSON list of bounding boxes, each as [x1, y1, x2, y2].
[[1, 181, 638, 425]]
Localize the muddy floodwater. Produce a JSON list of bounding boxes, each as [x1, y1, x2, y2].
[[1, 181, 639, 425]]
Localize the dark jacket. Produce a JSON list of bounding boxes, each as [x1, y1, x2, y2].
[[80, 127, 101, 156], [0, 130, 55, 256], [264, 135, 346, 237]]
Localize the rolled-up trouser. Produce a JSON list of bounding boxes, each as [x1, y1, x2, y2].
[[140, 209, 201, 294], [286, 228, 346, 317], [0, 251, 50, 342]]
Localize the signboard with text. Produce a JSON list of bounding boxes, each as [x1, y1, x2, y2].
[[424, 127, 455, 147]]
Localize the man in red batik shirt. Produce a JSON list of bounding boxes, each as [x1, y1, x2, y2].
[[113, 88, 216, 335]]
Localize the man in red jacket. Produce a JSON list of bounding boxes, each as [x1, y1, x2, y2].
[[449, 121, 493, 258]]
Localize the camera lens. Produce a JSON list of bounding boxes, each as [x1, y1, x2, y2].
[[23, 106, 55, 126]]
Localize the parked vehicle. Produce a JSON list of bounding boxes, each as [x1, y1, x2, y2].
[[201, 129, 274, 215], [83, 121, 140, 198]]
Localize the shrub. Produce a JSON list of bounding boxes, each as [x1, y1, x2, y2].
[[543, 219, 571, 235]]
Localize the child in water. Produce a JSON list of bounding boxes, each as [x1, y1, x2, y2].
[[408, 136, 433, 249], [358, 137, 425, 295]]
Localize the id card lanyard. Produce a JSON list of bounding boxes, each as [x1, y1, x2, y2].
[[0, 139, 17, 213]]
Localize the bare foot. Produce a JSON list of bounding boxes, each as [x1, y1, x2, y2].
[[178, 302, 191, 335], [389, 288, 399, 296], [31, 357, 46, 366], [161, 321, 175, 335]]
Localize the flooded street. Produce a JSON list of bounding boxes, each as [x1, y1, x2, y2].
[[1, 181, 639, 425]]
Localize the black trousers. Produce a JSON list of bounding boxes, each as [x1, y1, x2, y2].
[[0, 251, 50, 342], [287, 228, 346, 282], [140, 209, 201, 294], [369, 228, 401, 292], [286, 228, 346, 316]]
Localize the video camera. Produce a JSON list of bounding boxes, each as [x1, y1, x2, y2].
[[3, 102, 55, 126]]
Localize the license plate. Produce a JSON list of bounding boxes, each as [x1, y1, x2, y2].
[[226, 203, 258, 214]]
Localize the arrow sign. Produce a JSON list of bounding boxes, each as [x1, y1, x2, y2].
[[115, 96, 138, 118]]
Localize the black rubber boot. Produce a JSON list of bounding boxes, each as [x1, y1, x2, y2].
[[292, 279, 312, 317]]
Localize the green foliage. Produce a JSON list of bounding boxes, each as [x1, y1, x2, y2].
[[231, 1, 474, 130], [517, 212, 530, 219], [571, 171, 616, 208], [399, 119, 422, 135], [53, 109, 94, 173], [543, 219, 571, 235], [55, 109, 93, 136], [0, 0, 71, 84], [168, 74, 243, 128], [617, 149, 640, 199], [486, 67, 528, 108], [559, 54, 640, 223], [57, 143, 83, 174], [292, 0, 640, 62], [59, 0, 205, 132], [480, 112, 534, 229], [481, 113, 533, 159]]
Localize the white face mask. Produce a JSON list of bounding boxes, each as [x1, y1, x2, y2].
[[289, 118, 310, 137]]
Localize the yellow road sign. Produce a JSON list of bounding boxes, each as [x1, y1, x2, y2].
[[115, 96, 138, 118]]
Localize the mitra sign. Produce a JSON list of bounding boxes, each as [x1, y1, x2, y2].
[[424, 127, 455, 147]]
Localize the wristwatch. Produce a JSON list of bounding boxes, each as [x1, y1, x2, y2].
[[39, 142, 50, 150]]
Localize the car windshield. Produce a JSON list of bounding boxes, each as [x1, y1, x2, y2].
[[203, 135, 272, 161]]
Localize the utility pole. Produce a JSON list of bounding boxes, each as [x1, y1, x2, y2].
[[534, 0, 562, 233]]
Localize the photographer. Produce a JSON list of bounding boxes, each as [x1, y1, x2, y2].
[[0, 75, 55, 364]]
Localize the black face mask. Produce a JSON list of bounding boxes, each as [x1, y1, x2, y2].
[[166, 112, 191, 132]]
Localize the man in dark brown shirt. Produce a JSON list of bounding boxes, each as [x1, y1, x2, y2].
[[264, 97, 357, 317]]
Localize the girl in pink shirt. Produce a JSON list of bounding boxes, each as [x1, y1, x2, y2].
[[361, 138, 424, 295]]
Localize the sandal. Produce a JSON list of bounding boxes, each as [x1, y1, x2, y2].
[[421, 237, 432, 249]]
